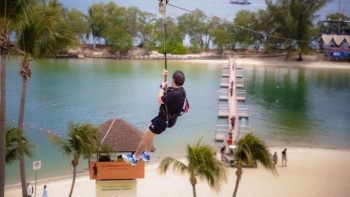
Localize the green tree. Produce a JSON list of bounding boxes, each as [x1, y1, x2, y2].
[[47, 121, 103, 197], [158, 137, 227, 197], [211, 21, 235, 52], [102, 26, 133, 54], [177, 9, 208, 49], [66, 8, 90, 43], [136, 11, 156, 47], [157, 17, 187, 54], [255, 9, 274, 53], [125, 6, 143, 44], [87, 3, 105, 48], [47, 0, 63, 9], [203, 16, 221, 50], [0, 1, 37, 196], [15, 5, 77, 197], [266, 0, 330, 60], [233, 10, 258, 50], [232, 132, 277, 197], [5, 125, 34, 165]]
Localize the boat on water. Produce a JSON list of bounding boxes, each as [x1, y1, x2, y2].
[[230, 0, 251, 5]]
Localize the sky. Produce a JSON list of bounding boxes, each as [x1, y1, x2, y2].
[[59, 0, 350, 21]]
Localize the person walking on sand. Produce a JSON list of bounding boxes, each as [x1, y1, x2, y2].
[[220, 145, 226, 162], [282, 148, 287, 166], [123, 69, 187, 166], [273, 152, 278, 166], [42, 185, 48, 197], [27, 182, 33, 197]]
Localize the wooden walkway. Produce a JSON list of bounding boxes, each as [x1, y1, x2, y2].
[[215, 57, 249, 150]]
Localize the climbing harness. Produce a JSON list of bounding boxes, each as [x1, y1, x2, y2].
[[158, 0, 189, 128], [159, 87, 189, 128]]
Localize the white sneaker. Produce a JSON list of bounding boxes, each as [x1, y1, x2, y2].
[[139, 151, 150, 162], [122, 154, 138, 166]]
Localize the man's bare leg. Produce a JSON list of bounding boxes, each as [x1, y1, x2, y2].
[[123, 127, 156, 166], [134, 128, 157, 157], [145, 137, 154, 153]]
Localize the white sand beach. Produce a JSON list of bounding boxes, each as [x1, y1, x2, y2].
[[5, 147, 350, 197]]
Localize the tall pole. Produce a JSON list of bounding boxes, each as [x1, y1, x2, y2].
[[34, 170, 37, 197], [338, 0, 341, 34]]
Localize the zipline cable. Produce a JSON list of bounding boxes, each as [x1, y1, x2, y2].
[[167, 3, 310, 44]]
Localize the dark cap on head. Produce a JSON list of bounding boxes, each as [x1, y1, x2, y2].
[[172, 70, 185, 86]]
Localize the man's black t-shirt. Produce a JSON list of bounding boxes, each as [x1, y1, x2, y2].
[[160, 87, 185, 116]]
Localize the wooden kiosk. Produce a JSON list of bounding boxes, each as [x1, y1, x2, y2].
[[89, 119, 155, 197]]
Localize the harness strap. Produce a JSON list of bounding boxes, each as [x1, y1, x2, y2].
[[165, 104, 169, 127], [163, 88, 188, 127]]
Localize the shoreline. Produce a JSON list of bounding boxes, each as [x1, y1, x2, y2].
[[67, 46, 350, 66], [5, 146, 350, 197], [187, 56, 350, 70]]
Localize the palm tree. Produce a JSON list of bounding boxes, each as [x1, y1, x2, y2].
[[47, 121, 102, 197], [0, 1, 37, 196], [14, 4, 78, 197], [232, 132, 277, 197], [158, 137, 227, 197], [5, 125, 34, 165], [16, 4, 77, 196]]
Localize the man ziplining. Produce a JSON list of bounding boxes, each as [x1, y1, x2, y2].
[[122, 69, 187, 166], [123, 0, 189, 166]]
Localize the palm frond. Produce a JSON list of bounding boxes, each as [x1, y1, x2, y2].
[[0, 0, 38, 30], [16, 4, 78, 59], [5, 125, 35, 165], [235, 132, 277, 175], [158, 157, 188, 175], [158, 136, 228, 194], [47, 134, 72, 156]]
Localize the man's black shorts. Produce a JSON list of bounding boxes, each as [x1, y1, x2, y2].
[[149, 115, 167, 134]]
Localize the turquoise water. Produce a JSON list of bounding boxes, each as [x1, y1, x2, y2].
[[244, 66, 350, 148], [5, 58, 350, 185], [5, 59, 223, 185]]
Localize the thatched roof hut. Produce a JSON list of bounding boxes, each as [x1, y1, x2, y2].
[[98, 118, 156, 153]]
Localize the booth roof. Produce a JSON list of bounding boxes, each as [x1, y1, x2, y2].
[[98, 118, 156, 153]]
